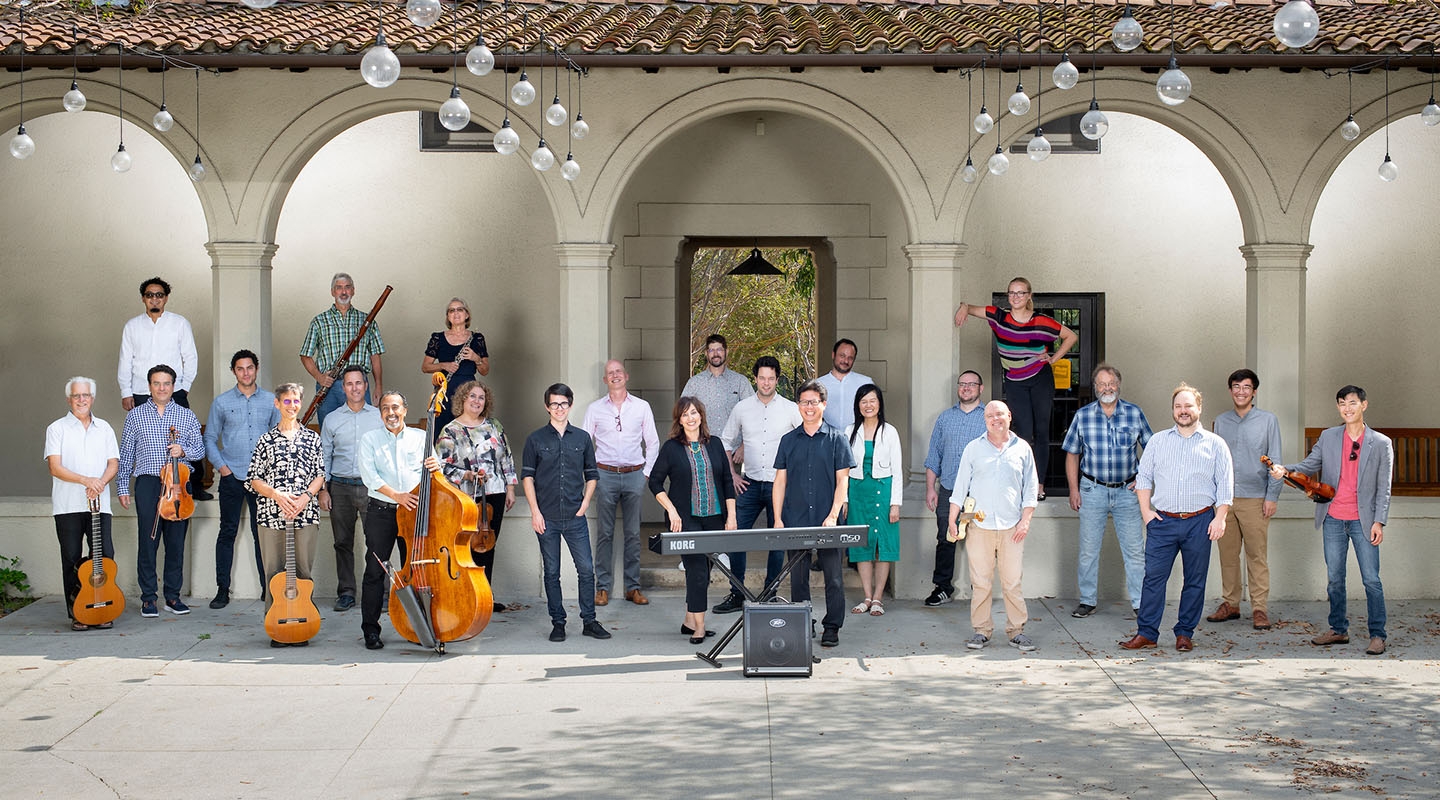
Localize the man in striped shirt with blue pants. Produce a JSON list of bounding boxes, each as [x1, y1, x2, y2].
[[1122, 383, 1233, 653]]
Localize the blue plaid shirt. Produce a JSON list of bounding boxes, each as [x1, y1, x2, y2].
[[1061, 399, 1153, 484], [117, 400, 205, 497], [923, 404, 986, 491]]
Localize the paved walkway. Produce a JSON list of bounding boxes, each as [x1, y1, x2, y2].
[[3, 591, 1436, 798]]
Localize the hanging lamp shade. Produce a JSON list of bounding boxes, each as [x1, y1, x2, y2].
[[728, 247, 783, 276]]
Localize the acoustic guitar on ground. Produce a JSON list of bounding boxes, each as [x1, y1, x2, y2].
[[264, 520, 321, 646], [1260, 455, 1336, 503], [72, 496, 124, 628]]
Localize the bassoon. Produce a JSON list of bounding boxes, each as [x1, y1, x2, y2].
[[301, 285, 393, 425]]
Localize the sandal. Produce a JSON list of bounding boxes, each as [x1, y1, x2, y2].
[[869, 600, 885, 616], [71, 621, 91, 631], [850, 599, 872, 614], [96, 621, 113, 630]]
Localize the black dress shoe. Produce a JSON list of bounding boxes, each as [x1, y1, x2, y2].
[[290, 640, 309, 648], [680, 624, 718, 637], [582, 621, 612, 639], [820, 628, 839, 648], [549, 623, 566, 642], [192, 489, 215, 501], [364, 633, 384, 650], [209, 591, 230, 610], [712, 593, 746, 614], [270, 639, 287, 648]]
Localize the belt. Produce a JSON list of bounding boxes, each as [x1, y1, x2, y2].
[[367, 498, 398, 510], [329, 476, 365, 487], [1157, 506, 1213, 519], [598, 463, 643, 474], [1082, 472, 1135, 489]]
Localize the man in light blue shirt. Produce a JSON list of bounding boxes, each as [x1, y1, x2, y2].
[[318, 365, 383, 611], [1123, 384, 1233, 654], [923, 370, 986, 606], [356, 391, 428, 650], [204, 349, 279, 609], [948, 401, 1039, 652]]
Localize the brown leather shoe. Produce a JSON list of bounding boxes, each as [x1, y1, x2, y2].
[[595, 589, 609, 606], [1312, 630, 1349, 646], [1119, 634, 1157, 650], [625, 588, 650, 605], [1206, 602, 1240, 622], [1175, 635, 1194, 652], [1252, 609, 1271, 630], [1366, 637, 1386, 655]]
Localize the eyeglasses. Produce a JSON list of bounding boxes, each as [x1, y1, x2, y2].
[[957, 381, 981, 388], [280, 398, 304, 406], [143, 291, 167, 299], [614, 414, 622, 431], [547, 401, 571, 410], [1350, 440, 1360, 461], [1094, 383, 1120, 391], [69, 393, 93, 400], [797, 399, 822, 407], [1007, 290, 1031, 297]]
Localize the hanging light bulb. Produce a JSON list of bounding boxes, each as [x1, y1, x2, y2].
[[1377, 154, 1398, 182], [1273, 0, 1319, 50], [1007, 83, 1031, 117], [1053, 55, 1079, 91], [10, 124, 35, 160], [362, 30, 402, 88], [546, 95, 567, 127], [466, 42, 495, 76], [561, 153, 581, 181], [493, 120, 520, 155], [973, 106, 994, 135], [1027, 128, 1052, 162], [1112, 5, 1143, 52], [1156, 57, 1192, 106], [240, 0, 279, 8], [1339, 114, 1360, 141], [571, 113, 589, 139], [988, 145, 1009, 176], [406, 0, 444, 28], [530, 139, 555, 171], [189, 155, 206, 182], [1422, 97, 1440, 127], [111, 143, 132, 173], [439, 86, 471, 131], [961, 157, 978, 184], [63, 80, 87, 113], [1080, 99, 1109, 141], [152, 104, 174, 133], [512, 72, 536, 106]]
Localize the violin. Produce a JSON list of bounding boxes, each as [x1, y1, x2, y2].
[[388, 372, 493, 653], [158, 426, 195, 522], [1260, 455, 1336, 503], [72, 496, 125, 626]]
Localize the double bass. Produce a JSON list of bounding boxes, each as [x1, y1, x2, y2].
[[389, 373, 493, 653], [72, 496, 124, 627]]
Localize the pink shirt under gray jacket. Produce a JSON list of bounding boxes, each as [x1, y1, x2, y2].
[[582, 393, 660, 475]]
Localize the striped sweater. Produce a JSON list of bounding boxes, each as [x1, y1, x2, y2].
[[984, 305, 1063, 381]]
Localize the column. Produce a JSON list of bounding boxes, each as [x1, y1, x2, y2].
[[555, 243, 616, 404], [207, 241, 276, 390], [1240, 242, 1309, 459], [904, 243, 967, 483]]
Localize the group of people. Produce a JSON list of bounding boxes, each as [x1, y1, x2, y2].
[[43, 272, 1394, 658]]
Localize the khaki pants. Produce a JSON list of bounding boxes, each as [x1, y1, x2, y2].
[[260, 524, 318, 614], [1218, 498, 1270, 612], [966, 525, 1027, 638]]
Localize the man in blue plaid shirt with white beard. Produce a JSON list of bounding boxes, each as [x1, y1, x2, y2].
[[1062, 364, 1152, 620]]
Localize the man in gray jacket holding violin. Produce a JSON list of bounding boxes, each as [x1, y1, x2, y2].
[[1270, 384, 1393, 656]]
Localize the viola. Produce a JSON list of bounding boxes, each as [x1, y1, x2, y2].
[[1260, 455, 1336, 503], [72, 496, 125, 626], [157, 426, 195, 522], [264, 520, 321, 645], [389, 372, 493, 653]]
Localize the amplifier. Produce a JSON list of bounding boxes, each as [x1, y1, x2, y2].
[[742, 602, 813, 678]]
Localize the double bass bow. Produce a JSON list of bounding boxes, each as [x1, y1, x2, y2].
[[301, 285, 394, 426], [72, 496, 124, 627], [1260, 455, 1336, 503], [388, 372, 493, 653]]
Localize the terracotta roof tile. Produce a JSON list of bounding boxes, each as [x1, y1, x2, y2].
[[0, 1, 1436, 58]]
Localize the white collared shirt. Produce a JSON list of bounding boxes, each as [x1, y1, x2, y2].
[[118, 311, 199, 395], [721, 394, 803, 482], [44, 413, 120, 515], [817, 370, 875, 430]]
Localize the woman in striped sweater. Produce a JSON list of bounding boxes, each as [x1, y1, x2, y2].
[[954, 276, 1077, 500]]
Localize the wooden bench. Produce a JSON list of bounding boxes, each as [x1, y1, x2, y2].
[[1304, 427, 1440, 497]]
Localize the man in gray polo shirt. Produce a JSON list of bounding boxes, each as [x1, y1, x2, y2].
[[318, 365, 382, 612]]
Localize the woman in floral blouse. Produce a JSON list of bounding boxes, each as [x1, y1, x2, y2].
[[434, 380, 518, 613]]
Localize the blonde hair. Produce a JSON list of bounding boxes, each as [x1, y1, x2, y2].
[[1172, 382, 1203, 407], [445, 297, 472, 330], [1007, 276, 1034, 312]]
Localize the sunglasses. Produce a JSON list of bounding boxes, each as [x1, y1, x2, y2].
[[1349, 440, 1360, 461]]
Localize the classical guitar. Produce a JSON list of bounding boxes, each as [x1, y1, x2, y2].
[[1260, 455, 1336, 503], [946, 495, 988, 542], [264, 520, 321, 645], [72, 496, 125, 627]]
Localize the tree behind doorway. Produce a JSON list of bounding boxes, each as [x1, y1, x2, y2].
[[689, 247, 817, 398]]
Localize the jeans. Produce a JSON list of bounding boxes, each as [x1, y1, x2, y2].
[[1136, 510, 1212, 642], [931, 485, 958, 595], [1322, 515, 1386, 640], [1003, 365, 1054, 491], [327, 480, 368, 598], [539, 515, 596, 625], [789, 547, 845, 633], [215, 473, 264, 595], [133, 475, 189, 604], [1076, 479, 1146, 608], [314, 382, 370, 429], [55, 511, 115, 618], [725, 479, 785, 596], [593, 469, 644, 593]]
